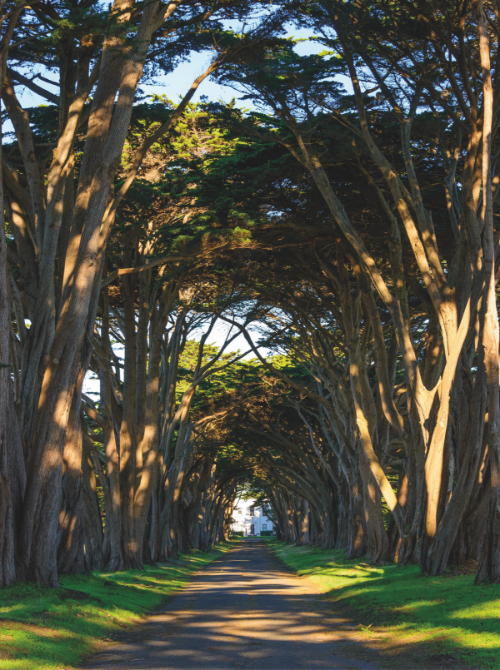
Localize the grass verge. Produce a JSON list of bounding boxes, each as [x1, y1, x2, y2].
[[0, 542, 234, 670], [265, 539, 500, 669]]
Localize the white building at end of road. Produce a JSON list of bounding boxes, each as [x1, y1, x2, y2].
[[231, 498, 274, 536]]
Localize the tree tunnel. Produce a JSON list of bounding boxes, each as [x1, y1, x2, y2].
[[1, 0, 500, 590]]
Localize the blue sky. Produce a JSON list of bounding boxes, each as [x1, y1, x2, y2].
[[13, 24, 324, 109]]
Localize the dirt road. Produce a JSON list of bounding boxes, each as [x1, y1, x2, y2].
[[83, 540, 379, 669]]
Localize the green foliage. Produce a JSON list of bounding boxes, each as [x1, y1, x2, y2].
[[175, 340, 262, 413], [195, 349, 317, 503]]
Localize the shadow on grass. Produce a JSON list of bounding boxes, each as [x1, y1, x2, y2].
[[0, 543, 234, 670], [265, 540, 500, 669]]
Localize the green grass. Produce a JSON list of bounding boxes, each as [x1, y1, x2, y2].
[[0, 542, 234, 669], [265, 539, 500, 669]]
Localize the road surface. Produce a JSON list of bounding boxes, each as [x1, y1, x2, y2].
[[83, 540, 378, 670]]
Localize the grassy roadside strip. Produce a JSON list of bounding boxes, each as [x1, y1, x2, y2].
[[0, 541, 235, 670], [265, 539, 500, 669]]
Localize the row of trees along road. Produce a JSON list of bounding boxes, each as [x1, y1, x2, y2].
[[1, 0, 500, 587]]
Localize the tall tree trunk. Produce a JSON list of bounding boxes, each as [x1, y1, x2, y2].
[[57, 386, 86, 574]]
